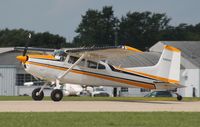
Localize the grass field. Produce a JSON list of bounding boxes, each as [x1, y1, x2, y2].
[[0, 96, 200, 101], [0, 112, 200, 127]]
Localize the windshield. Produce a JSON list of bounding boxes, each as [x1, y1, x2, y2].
[[53, 50, 67, 61], [53, 50, 66, 56]]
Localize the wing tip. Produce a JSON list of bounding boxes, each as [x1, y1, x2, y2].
[[164, 45, 181, 52], [122, 45, 143, 52]]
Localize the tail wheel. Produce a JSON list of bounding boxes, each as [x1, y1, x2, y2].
[[177, 95, 183, 101], [32, 88, 44, 101], [51, 89, 63, 102]]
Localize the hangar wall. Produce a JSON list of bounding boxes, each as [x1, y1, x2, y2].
[[0, 65, 16, 96], [179, 69, 200, 97]]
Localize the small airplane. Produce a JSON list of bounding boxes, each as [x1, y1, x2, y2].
[[16, 40, 183, 101]]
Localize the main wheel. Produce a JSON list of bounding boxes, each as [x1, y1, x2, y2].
[[177, 95, 183, 101], [32, 88, 44, 101], [51, 89, 63, 102]]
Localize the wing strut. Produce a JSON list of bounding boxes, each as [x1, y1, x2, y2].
[[57, 53, 86, 80]]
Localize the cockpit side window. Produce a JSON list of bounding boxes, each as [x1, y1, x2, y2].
[[59, 55, 67, 61], [68, 56, 78, 64], [87, 61, 97, 69]]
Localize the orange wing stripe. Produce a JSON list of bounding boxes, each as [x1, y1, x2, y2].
[[28, 55, 55, 60]]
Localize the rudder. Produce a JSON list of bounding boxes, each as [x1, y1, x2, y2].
[[128, 45, 181, 83]]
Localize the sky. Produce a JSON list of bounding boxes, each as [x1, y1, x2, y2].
[[0, 0, 200, 41]]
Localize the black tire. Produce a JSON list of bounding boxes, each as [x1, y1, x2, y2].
[[51, 89, 63, 102], [177, 95, 183, 101], [32, 88, 44, 101]]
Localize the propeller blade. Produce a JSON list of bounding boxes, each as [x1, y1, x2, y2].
[[22, 47, 28, 56], [23, 33, 31, 56]]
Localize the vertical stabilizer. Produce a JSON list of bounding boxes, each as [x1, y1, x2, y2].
[[129, 45, 181, 83]]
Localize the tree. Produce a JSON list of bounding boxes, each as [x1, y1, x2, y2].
[[0, 28, 72, 48], [0, 28, 30, 47], [31, 32, 67, 48], [73, 6, 118, 47], [160, 23, 200, 41], [118, 11, 171, 50]]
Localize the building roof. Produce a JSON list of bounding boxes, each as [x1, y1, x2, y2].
[[150, 41, 200, 68], [0, 47, 14, 54]]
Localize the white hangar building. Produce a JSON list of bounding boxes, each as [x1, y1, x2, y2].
[[0, 41, 199, 97]]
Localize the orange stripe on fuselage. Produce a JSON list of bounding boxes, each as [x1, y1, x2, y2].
[[26, 61, 155, 89], [114, 66, 179, 84]]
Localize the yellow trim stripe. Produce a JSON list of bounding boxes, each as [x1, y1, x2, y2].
[[26, 61, 155, 89], [114, 66, 179, 84]]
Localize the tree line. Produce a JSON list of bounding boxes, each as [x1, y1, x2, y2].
[[0, 28, 73, 49], [0, 6, 200, 50], [74, 6, 200, 50]]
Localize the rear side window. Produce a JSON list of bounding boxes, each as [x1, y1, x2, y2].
[[98, 64, 105, 69], [78, 59, 85, 66], [87, 61, 97, 69], [68, 56, 78, 64]]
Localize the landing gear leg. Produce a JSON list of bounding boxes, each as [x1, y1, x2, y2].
[[32, 82, 48, 101]]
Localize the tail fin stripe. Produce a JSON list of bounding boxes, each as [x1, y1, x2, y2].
[[114, 66, 179, 83]]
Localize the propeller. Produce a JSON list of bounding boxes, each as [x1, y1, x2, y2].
[[22, 33, 31, 56], [16, 33, 31, 64]]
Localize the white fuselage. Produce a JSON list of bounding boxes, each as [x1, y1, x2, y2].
[[25, 56, 157, 89]]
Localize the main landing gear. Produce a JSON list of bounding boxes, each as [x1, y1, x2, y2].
[[176, 93, 183, 101], [51, 89, 63, 102], [32, 82, 64, 102], [32, 87, 64, 102], [32, 87, 44, 101]]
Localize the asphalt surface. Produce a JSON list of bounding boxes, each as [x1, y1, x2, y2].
[[0, 101, 200, 112]]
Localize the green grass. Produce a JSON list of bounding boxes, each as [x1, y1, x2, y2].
[[0, 112, 200, 127], [0, 96, 200, 101]]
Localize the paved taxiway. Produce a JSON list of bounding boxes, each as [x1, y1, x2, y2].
[[0, 101, 199, 112]]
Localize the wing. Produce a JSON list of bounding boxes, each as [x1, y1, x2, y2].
[[14, 47, 56, 54], [63, 45, 143, 60]]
